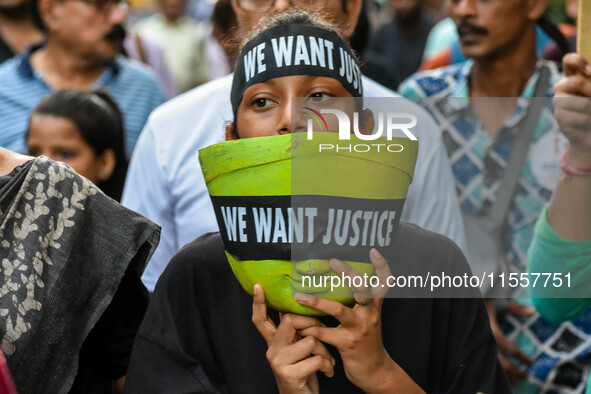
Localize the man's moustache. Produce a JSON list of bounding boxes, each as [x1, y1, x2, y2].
[[457, 21, 489, 37], [105, 25, 127, 41]]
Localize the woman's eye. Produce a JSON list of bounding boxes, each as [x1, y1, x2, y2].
[[57, 150, 75, 160], [307, 92, 333, 102], [27, 149, 40, 157], [253, 98, 273, 108]]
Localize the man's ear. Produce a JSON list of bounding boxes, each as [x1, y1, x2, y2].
[[526, 0, 548, 21], [97, 149, 116, 182], [360, 108, 375, 135], [230, 0, 243, 19], [342, 0, 362, 39], [230, 0, 252, 37], [39, 0, 60, 32], [226, 123, 238, 140]]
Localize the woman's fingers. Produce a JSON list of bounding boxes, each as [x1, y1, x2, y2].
[[295, 293, 357, 324], [273, 313, 324, 345], [299, 325, 339, 348], [274, 335, 335, 370], [291, 354, 335, 379], [252, 284, 277, 344], [328, 248, 390, 302], [369, 248, 391, 299], [253, 288, 332, 391], [329, 258, 373, 300]]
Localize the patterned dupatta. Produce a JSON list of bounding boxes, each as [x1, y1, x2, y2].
[[0, 157, 160, 393]]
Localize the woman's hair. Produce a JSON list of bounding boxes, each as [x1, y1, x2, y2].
[[228, 10, 364, 138], [247, 10, 345, 50], [27, 89, 128, 201]]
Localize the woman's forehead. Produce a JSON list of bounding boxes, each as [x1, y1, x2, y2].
[[244, 75, 353, 94]]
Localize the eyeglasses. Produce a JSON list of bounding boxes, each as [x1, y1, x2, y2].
[[237, 0, 328, 13], [65, 0, 129, 14]]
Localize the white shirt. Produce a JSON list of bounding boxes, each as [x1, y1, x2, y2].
[[134, 15, 211, 93], [123, 74, 467, 291]]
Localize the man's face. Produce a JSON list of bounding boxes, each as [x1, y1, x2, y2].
[[44, 0, 127, 62], [446, 0, 540, 60], [231, 0, 360, 39], [158, 0, 185, 22]]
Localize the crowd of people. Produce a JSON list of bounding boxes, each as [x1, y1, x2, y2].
[[0, 0, 590, 391]]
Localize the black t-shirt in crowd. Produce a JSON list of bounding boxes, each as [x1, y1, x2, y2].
[[124, 224, 511, 393]]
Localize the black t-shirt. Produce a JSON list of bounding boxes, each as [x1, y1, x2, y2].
[[124, 225, 510, 393]]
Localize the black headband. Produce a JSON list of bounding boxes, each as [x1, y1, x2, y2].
[[231, 24, 363, 113]]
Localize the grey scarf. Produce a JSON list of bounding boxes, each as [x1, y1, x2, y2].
[[0, 157, 160, 393]]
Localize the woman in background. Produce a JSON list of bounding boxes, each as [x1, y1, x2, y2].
[[26, 89, 128, 201]]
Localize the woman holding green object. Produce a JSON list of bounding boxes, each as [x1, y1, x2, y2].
[[124, 11, 510, 394]]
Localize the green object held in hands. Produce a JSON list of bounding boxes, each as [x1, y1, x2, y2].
[[200, 133, 418, 315]]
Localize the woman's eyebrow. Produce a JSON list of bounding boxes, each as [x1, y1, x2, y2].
[[266, 75, 318, 86]]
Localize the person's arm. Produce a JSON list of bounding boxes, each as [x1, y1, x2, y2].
[[527, 53, 591, 321], [122, 120, 177, 292], [528, 205, 591, 321], [546, 53, 591, 240]]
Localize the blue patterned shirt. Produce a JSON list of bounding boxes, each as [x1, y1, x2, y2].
[[400, 60, 565, 274]]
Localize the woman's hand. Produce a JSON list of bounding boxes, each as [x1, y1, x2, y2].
[[295, 249, 424, 394], [252, 284, 335, 394]]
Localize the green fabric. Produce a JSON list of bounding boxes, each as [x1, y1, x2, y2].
[[527, 204, 591, 323]]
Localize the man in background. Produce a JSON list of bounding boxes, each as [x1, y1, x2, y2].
[[133, 0, 211, 92], [364, 0, 432, 90], [0, 0, 165, 155], [0, 0, 42, 63], [400, 0, 586, 390]]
